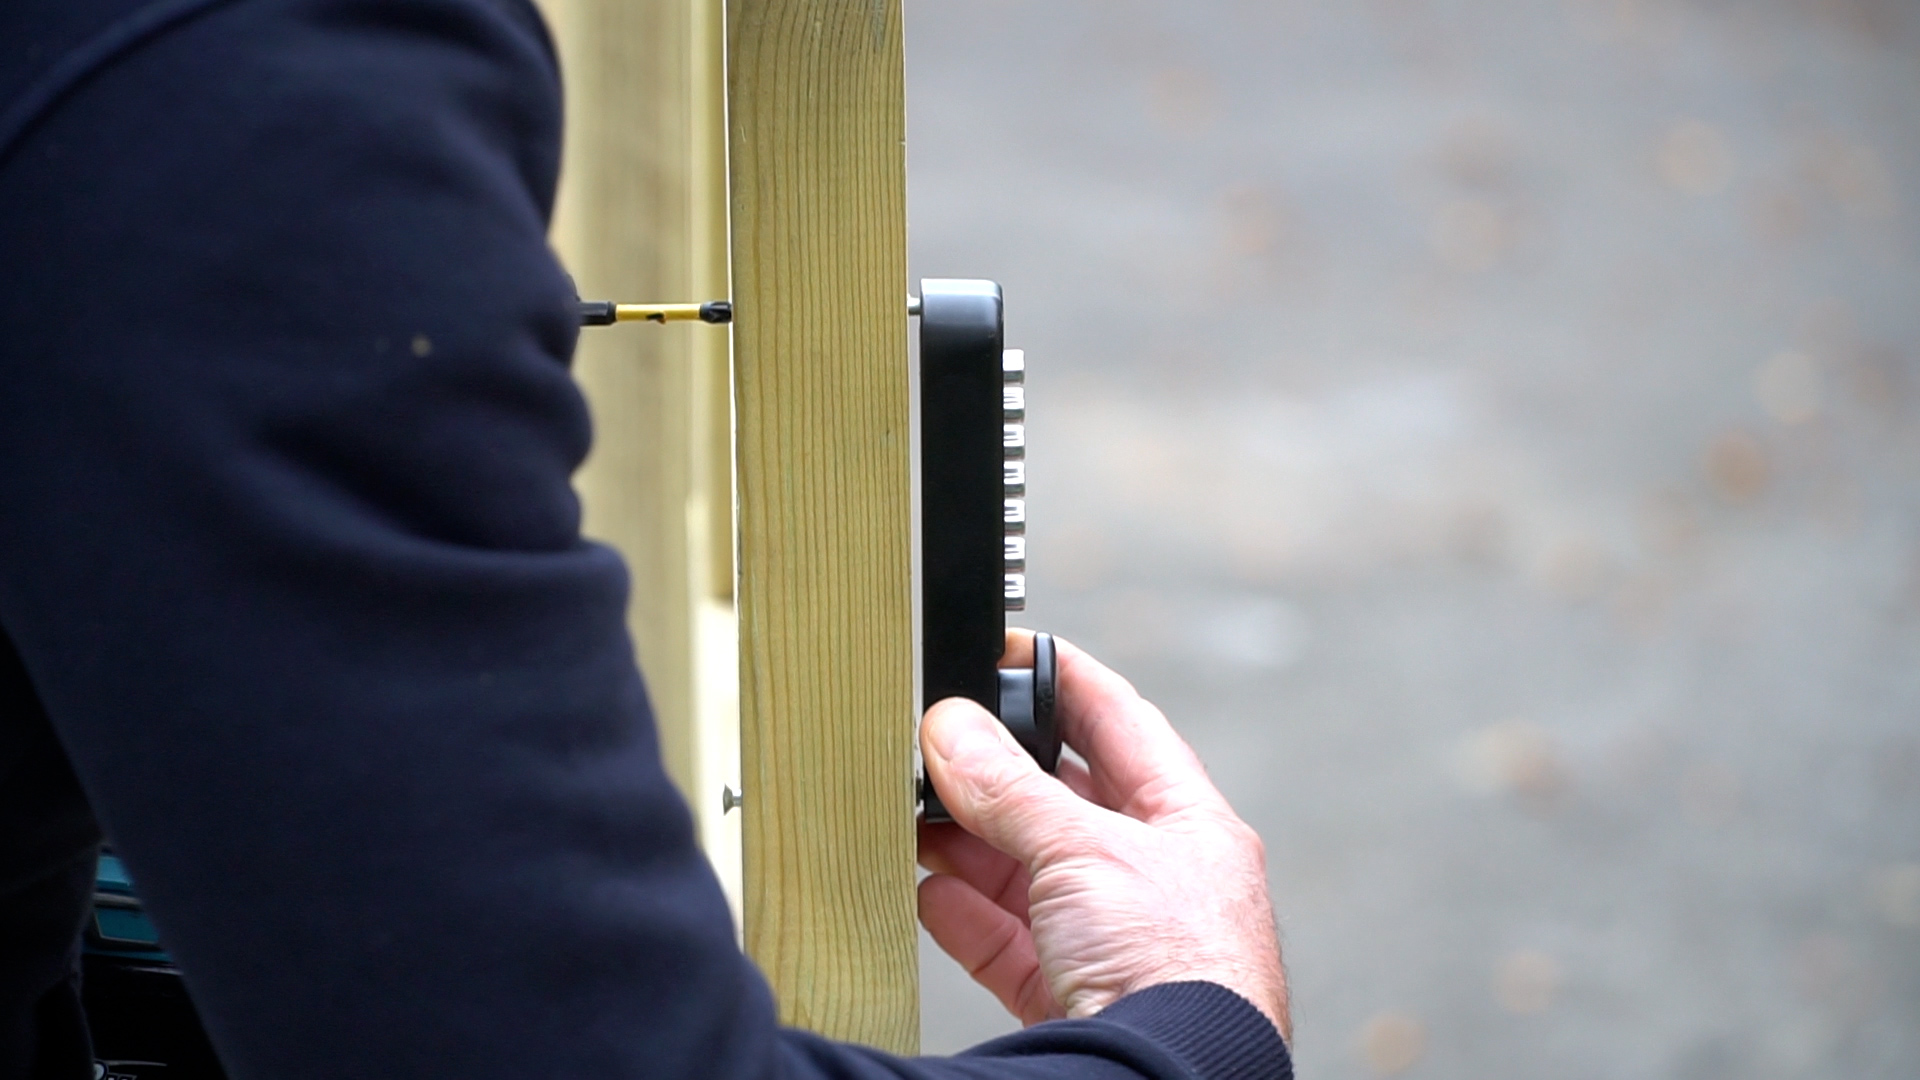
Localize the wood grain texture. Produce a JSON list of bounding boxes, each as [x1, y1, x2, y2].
[[727, 0, 919, 1053]]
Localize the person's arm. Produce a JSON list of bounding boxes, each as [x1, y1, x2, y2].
[[0, 1, 1288, 1077]]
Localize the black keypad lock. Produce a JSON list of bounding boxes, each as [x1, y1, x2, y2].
[[916, 280, 1060, 822]]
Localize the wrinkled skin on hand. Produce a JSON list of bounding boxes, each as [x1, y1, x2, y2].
[[918, 632, 1291, 1041]]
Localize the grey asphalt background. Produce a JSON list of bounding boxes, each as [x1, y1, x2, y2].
[[900, 0, 1920, 1075]]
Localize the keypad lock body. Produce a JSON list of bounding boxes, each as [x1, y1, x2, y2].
[[918, 279, 1060, 822]]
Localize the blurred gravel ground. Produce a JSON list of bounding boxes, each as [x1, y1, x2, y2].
[[902, 0, 1920, 1075]]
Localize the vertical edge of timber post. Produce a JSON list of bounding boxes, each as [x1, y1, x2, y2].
[[728, 0, 920, 1053], [541, 0, 713, 850], [686, 0, 744, 929]]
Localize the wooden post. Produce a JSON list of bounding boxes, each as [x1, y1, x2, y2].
[[684, 0, 744, 923], [542, 0, 916, 1045], [727, 0, 920, 1053], [539, 0, 743, 917]]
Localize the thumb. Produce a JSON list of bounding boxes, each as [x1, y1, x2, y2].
[[923, 696, 1094, 865]]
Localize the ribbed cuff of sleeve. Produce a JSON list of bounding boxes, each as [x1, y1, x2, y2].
[[1097, 981, 1292, 1080]]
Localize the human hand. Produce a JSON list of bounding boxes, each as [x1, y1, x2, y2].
[[918, 631, 1290, 1040]]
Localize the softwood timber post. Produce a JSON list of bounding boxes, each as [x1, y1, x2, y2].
[[540, 0, 743, 914], [728, 0, 920, 1053]]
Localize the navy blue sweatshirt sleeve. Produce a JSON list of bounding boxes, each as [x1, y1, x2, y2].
[[0, 1, 1291, 1077]]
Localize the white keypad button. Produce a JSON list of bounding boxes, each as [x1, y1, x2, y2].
[[1003, 385, 1025, 421], [1003, 423, 1025, 454], [998, 503, 1029, 538], [1002, 349, 1025, 384], [1004, 535, 1027, 570], [1003, 459, 1026, 495], [1004, 573, 1027, 610]]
